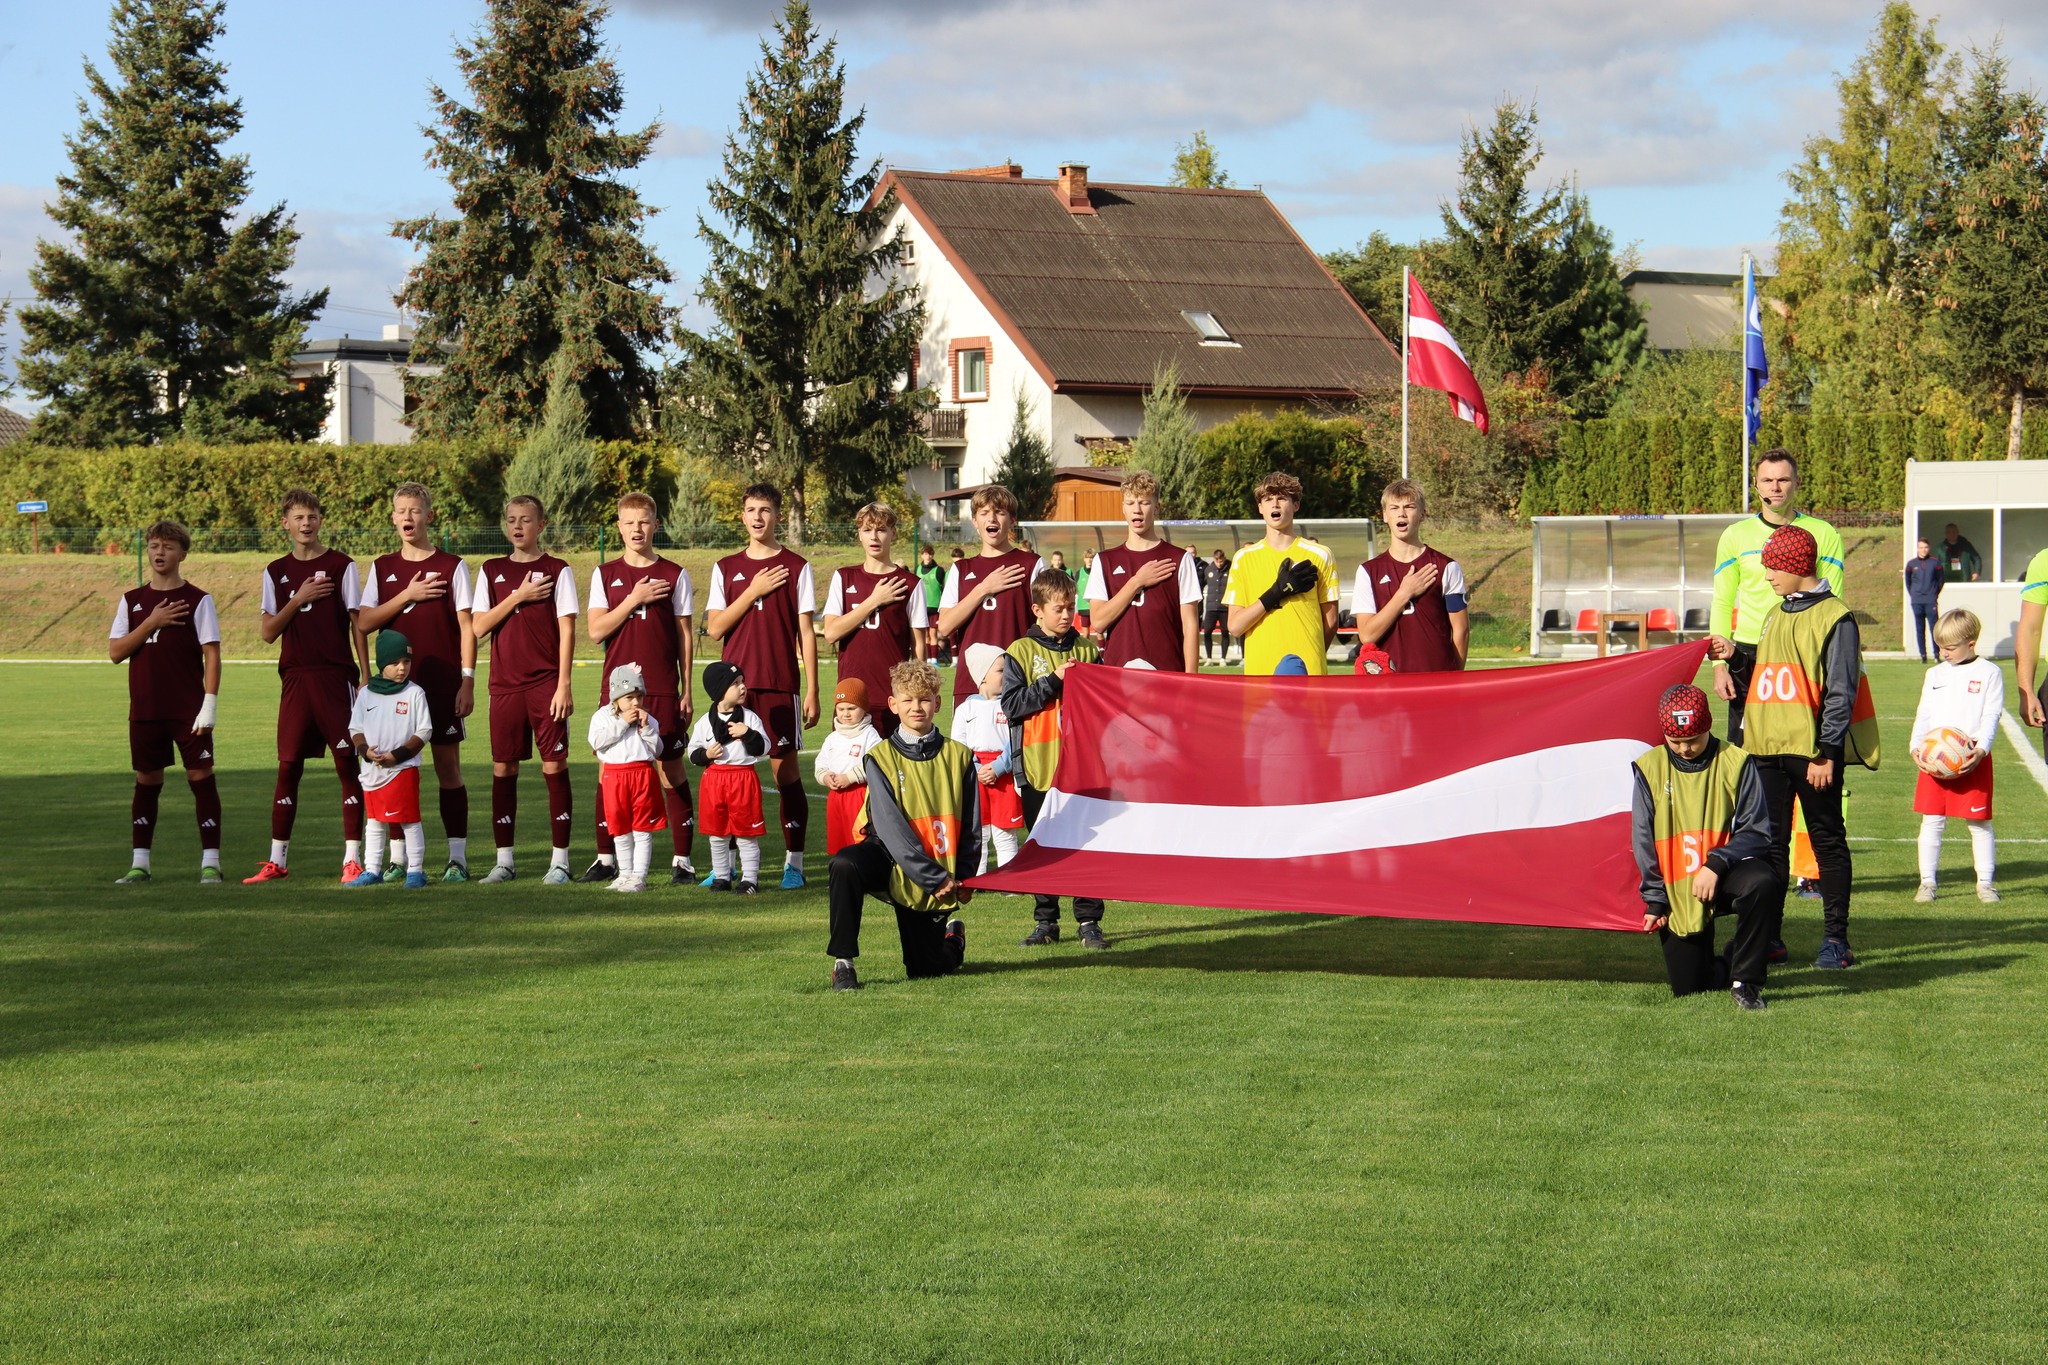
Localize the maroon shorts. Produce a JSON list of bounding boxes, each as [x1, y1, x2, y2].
[[419, 679, 466, 746], [642, 693, 690, 762], [489, 682, 569, 764], [746, 688, 801, 756], [601, 761, 669, 834], [278, 669, 356, 762], [699, 765, 766, 837], [364, 767, 423, 824], [130, 718, 215, 773]]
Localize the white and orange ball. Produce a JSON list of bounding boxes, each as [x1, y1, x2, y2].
[[1914, 726, 1976, 780]]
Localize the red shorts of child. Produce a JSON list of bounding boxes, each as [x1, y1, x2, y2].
[[364, 766, 422, 824], [699, 765, 766, 838], [1915, 753, 1993, 820], [601, 760, 669, 834], [974, 751, 1024, 829], [825, 783, 866, 855]]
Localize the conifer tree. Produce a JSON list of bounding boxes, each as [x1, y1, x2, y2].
[[18, 0, 328, 446], [993, 388, 1056, 521], [395, 0, 671, 441], [1129, 365, 1203, 515], [671, 0, 929, 538], [505, 354, 604, 535]]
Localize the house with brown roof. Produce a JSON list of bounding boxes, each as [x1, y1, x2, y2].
[[874, 163, 1399, 510]]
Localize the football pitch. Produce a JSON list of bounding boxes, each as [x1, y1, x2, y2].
[[4, 657, 2046, 1361]]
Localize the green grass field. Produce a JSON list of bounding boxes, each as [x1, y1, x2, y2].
[[5, 656, 2046, 1361]]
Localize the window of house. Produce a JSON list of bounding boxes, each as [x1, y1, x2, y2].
[[954, 345, 989, 400], [1182, 310, 1239, 347]]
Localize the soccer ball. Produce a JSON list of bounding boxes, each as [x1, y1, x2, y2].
[[1914, 726, 1975, 780]]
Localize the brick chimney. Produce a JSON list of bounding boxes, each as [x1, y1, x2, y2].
[[951, 162, 1022, 179], [1054, 163, 1095, 215]]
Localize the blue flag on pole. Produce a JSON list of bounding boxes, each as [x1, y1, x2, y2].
[[1743, 259, 1768, 441]]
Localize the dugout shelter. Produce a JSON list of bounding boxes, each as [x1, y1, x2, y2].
[[1528, 515, 1735, 658], [1901, 458, 2048, 658]]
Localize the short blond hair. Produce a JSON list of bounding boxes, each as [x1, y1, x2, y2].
[[1121, 469, 1161, 500], [617, 490, 658, 517], [1253, 471, 1302, 505], [853, 501, 898, 532], [970, 485, 1020, 519], [888, 658, 942, 702], [1934, 608, 1981, 649], [393, 481, 432, 513], [143, 519, 191, 551], [1381, 477, 1426, 513]]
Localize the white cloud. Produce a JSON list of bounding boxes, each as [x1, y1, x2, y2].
[[0, 185, 56, 397], [652, 123, 719, 159]]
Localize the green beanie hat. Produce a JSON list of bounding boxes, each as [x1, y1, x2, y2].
[[376, 630, 412, 672]]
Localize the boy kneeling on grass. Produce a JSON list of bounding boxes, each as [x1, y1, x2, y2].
[[1633, 684, 1781, 1011], [345, 631, 435, 889], [827, 660, 982, 992]]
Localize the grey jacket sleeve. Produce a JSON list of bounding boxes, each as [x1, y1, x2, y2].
[[1816, 614, 1862, 762], [999, 653, 1065, 726], [1705, 757, 1774, 871], [1631, 765, 1668, 913], [860, 752, 951, 894]]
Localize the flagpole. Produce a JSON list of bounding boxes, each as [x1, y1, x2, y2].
[[1740, 253, 1751, 516], [1401, 265, 1411, 480]]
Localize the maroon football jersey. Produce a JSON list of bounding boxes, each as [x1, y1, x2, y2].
[[265, 548, 359, 680], [1359, 546, 1464, 674], [479, 554, 574, 692], [367, 550, 467, 701], [1093, 543, 1196, 671], [118, 582, 213, 722], [594, 555, 689, 702], [830, 564, 919, 729], [950, 548, 1043, 701], [711, 547, 811, 696]]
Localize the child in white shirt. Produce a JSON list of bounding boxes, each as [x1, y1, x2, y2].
[[815, 677, 882, 855], [346, 631, 435, 888], [588, 662, 667, 893], [688, 660, 771, 892], [1910, 608, 2004, 902], [951, 643, 1024, 873]]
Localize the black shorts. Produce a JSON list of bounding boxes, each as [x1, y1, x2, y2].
[[130, 718, 215, 773], [643, 693, 691, 762], [419, 680, 467, 746], [746, 688, 801, 756]]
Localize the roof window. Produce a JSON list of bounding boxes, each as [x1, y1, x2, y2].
[[1182, 310, 1239, 347]]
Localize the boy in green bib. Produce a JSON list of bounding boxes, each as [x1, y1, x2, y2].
[[1708, 524, 1879, 971], [1633, 684, 1780, 1010], [827, 659, 981, 992], [1001, 568, 1107, 948]]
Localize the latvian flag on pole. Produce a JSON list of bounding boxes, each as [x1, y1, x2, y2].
[[1408, 275, 1489, 434], [969, 642, 1713, 931]]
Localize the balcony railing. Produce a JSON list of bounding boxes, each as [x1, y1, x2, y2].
[[921, 407, 967, 444]]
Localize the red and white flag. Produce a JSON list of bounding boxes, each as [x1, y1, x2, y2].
[[968, 643, 1712, 931], [1408, 276, 1489, 435]]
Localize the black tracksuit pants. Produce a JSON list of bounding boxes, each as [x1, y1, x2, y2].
[[1656, 857, 1783, 995], [1754, 752, 1852, 941], [826, 838, 963, 978], [1723, 642, 1756, 743], [1019, 784, 1103, 925]]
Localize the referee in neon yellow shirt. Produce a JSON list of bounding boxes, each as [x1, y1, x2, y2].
[[1224, 471, 1340, 675], [1710, 449, 1846, 741]]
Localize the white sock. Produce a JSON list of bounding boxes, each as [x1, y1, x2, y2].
[[271, 839, 290, 868], [1917, 814, 1945, 885], [710, 836, 733, 882], [346, 838, 363, 866], [365, 824, 388, 875], [201, 849, 221, 869], [404, 823, 426, 874], [613, 834, 635, 880], [741, 838, 762, 886], [132, 848, 151, 871], [785, 850, 803, 873], [1969, 819, 1996, 884], [672, 853, 694, 873], [631, 832, 654, 881], [448, 836, 467, 867], [549, 846, 569, 870], [497, 846, 516, 869], [990, 827, 1019, 868]]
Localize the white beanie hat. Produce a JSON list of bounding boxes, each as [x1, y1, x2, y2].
[[963, 642, 1006, 688]]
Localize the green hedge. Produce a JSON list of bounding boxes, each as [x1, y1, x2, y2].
[[1519, 412, 2048, 520]]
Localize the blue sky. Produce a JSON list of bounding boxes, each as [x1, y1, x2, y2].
[[2, 0, 2043, 401]]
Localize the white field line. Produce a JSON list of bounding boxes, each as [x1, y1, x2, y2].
[[1999, 711, 2048, 803]]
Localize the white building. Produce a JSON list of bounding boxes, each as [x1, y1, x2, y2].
[[288, 324, 444, 445], [871, 164, 1400, 510]]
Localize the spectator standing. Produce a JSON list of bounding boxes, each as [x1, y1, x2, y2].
[[1941, 524, 1982, 583], [1904, 538, 1945, 663]]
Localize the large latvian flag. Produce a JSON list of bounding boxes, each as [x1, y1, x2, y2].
[[969, 642, 1713, 931]]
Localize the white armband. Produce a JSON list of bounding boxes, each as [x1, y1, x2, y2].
[[195, 695, 219, 731], [461, 667, 475, 679]]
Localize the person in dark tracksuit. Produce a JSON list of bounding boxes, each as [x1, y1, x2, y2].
[[1904, 539, 1944, 662], [826, 659, 981, 992], [1633, 683, 1782, 1011]]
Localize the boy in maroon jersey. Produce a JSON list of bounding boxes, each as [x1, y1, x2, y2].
[[704, 483, 820, 889], [935, 485, 1045, 705], [355, 483, 475, 881], [471, 495, 582, 884], [580, 490, 699, 886], [1087, 470, 1202, 672], [1351, 478, 1468, 674], [821, 501, 928, 739], [246, 489, 367, 884], [111, 520, 225, 885]]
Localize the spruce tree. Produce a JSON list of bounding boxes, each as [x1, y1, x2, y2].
[[395, 0, 671, 441], [671, 0, 929, 539], [992, 388, 1056, 521], [1129, 365, 1203, 515], [505, 354, 604, 535], [18, 0, 328, 446]]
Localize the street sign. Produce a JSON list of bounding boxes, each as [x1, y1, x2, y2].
[[16, 500, 48, 514]]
